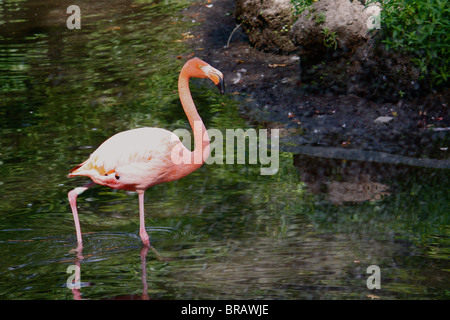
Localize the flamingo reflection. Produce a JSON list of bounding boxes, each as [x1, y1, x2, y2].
[[69, 245, 165, 300]]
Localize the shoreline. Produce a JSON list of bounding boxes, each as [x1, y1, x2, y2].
[[182, 0, 449, 165]]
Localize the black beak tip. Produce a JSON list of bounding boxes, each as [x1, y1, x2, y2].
[[216, 77, 225, 95]]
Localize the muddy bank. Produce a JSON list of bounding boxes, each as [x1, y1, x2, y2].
[[182, 0, 449, 166]]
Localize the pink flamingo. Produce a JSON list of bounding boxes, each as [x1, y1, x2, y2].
[[68, 58, 224, 248]]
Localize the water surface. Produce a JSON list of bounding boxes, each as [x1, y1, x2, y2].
[[0, 0, 448, 300]]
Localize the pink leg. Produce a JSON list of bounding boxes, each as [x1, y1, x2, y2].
[[140, 246, 149, 300], [138, 190, 150, 247], [68, 182, 96, 247]]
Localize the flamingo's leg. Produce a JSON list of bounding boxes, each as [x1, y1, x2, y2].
[[138, 190, 150, 247], [68, 182, 96, 246]]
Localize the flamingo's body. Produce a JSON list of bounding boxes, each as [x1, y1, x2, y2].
[[69, 128, 192, 191], [68, 58, 224, 248]]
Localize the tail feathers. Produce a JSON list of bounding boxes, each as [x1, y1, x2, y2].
[[69, 162, 84, 174], [68, 161, 92, 177], [68, 160, 113, 177]]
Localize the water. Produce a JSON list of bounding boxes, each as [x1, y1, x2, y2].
[[0, 0, 448, 300]]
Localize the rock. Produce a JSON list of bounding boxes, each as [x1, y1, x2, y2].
[[374, 116, 394, 124], [236, 0, 376, 55], [290, 0, 374, 54], [235, 0, 297, 52], [234, 0, 427, 101]]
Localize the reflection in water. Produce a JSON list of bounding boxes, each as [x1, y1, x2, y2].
[[0, 0, 448, 300], [69, 244, 166, 300], [326, 181, 389, 203], [140, 246, 149, 301], [69, 247, 83, 300], [294, 154, 425, 204]]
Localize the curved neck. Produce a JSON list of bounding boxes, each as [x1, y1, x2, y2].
[[178, 65, 210, 167]]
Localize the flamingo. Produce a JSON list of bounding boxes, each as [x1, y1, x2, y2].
[[68, 58, 224, 248]]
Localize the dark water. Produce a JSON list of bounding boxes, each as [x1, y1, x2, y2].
[[0, 0, 448, 300]]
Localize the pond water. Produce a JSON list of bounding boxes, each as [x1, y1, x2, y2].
[[0, 0, 448, 300]]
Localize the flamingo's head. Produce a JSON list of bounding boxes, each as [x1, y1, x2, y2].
[[187, 58, 225, 94]]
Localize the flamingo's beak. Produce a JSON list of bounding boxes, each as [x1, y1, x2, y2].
[[216, 76, 225, 95], [199, 63, 225, 94]]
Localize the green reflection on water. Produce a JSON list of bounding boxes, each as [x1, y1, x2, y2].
[[0, 0, 448, 300]]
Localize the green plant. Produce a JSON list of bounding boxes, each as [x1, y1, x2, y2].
[[322, 27, 338, 50], [366, 0, 449, 86], [314, 12, 326, 24], [291, 0, 316, 16]]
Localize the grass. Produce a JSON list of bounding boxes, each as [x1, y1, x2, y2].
[[365, 0, 449, 86]]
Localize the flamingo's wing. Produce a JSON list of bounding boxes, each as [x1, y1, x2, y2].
[[69, 127, 181, 178]]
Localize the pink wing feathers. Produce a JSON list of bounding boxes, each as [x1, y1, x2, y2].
[[69, 127, 187, 191]]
